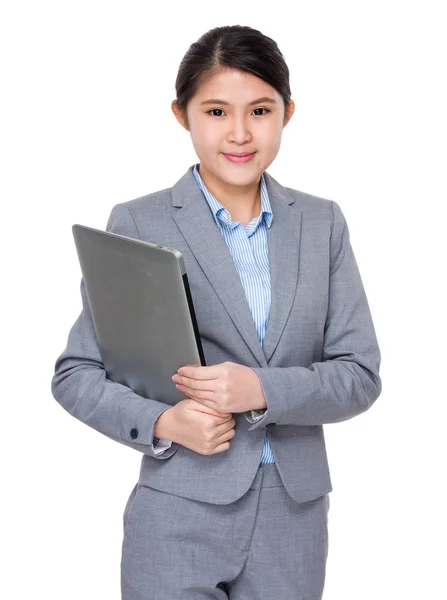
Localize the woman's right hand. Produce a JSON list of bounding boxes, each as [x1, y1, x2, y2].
[[155, 399, 236, 455]]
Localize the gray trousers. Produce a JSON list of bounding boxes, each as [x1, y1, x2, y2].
[[121, 463, 330, 599]]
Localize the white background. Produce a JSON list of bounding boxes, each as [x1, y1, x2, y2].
[[2, 1, 446, 598]]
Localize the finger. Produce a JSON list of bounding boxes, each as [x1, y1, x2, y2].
[[195, 405, 230, 418], [175, 382, 216, 396], [177, 364, 224, 380], [185, 394, 224, 414]]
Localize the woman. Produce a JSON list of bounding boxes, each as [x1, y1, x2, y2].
[[52, 25, 382, 599]]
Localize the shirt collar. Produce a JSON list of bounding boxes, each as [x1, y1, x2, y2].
[[192, 163, 273, 230]]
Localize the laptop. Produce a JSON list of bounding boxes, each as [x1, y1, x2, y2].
[[72, 224, 206, 406]]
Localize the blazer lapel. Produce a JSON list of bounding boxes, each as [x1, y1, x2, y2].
[[261, 174, 302, 364], [171, 166, 302, 367]]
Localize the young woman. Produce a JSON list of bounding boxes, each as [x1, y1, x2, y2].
[[52, 25, 382, 599]]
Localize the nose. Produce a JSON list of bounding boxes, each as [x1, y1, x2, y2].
[[227, 115, 252, 145]]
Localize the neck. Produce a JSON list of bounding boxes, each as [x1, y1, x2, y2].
[[198, 164, 262, 224]]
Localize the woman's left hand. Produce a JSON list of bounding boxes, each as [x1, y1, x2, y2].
[[171, 361, 267, 414]]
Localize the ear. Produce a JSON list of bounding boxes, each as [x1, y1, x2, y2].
[[171, 100, 190, 131], [283, 99, 295, 127]]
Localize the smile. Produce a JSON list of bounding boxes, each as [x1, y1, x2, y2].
[[223, 153, 256, 163]]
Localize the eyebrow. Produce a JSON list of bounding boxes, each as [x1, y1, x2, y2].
[[199, 96, 277, 106]]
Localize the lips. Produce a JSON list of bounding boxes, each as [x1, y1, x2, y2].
[[224, 153, 254, 157], [223, 152, 256, 163]]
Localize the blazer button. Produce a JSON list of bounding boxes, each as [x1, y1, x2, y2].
[[266, 423, 276, 428], [130, 428, 138, 439]]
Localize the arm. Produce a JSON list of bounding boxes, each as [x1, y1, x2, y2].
[[51, 203, 180, 459], [244, 200, 382, 429]]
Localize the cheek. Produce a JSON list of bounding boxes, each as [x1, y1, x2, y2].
[[190, 122, 220, 149], [262, 124, 283, 151]]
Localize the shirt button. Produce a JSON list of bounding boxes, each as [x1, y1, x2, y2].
[[130, 428, 139, 439]]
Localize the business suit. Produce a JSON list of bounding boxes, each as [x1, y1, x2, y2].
[[51, 164, 381, 598], [151, 162, 276, 460]]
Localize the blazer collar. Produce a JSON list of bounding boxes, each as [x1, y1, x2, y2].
[[171, 165, 302, 367]]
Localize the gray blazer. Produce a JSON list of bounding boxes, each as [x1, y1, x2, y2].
[[51, 164, 382, 505]]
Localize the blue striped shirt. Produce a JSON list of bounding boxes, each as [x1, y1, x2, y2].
[[154, 163, 275, 464]]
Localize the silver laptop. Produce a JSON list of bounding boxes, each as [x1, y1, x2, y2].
[[72, 224, 206, 406]]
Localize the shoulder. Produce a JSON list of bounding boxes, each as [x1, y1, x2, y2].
[[283, 185, 336, 213], [280, 184, 345, 228], [118, 186, 173, 212], [104, 186, 174, 237], [107, 186, 174, 226], [278, 183, 348, 244]]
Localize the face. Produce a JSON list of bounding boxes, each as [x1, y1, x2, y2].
[[172, 68, 295, 190]]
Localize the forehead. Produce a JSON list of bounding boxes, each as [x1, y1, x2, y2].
[[191, 68, 281, 105]]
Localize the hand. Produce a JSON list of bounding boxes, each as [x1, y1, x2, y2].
[[171, 361, 267, 414], [161, 399, 236, 455]]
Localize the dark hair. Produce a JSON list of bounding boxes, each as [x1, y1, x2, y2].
[[174, 25, 292, 126]]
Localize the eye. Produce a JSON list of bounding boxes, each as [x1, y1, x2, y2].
[[206, 108, 271, 117], [207, 108, 225, 117], [253, 108, 270, 116]]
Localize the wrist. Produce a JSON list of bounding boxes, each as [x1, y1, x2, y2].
[[250, 367, 267, 410], [154, 407, 174, 439]]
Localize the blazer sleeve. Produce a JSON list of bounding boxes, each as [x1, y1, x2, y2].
[[245, 200, 382, 429], [50, 203, 180, 459]]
